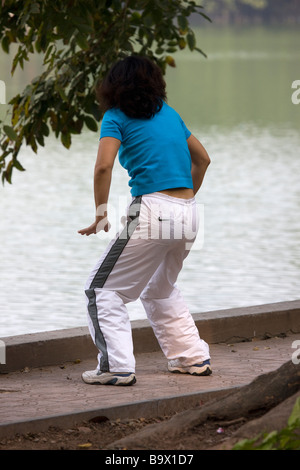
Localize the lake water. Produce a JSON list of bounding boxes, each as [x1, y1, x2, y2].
[[0, 27, 299, 337]]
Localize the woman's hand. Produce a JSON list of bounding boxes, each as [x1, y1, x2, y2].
[[78, 217, 110, 236]]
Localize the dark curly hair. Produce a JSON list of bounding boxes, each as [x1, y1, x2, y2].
[[97, 55, 167, 119]]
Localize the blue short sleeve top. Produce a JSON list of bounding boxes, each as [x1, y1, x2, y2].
[[100, 101, 193, 196]]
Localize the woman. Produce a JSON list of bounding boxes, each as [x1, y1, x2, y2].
[[78, 55, 211, 386]]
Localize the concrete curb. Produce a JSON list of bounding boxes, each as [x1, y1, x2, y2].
[[0, 387, 235, 439], [1, 300, 300, 374]]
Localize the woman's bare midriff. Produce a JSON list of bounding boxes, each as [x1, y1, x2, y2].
[[158, 188, 194, 199]]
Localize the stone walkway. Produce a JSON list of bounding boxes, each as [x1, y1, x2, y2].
[[0, 333, 296, 439]]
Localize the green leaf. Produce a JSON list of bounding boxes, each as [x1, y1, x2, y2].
[[199, 12, 212, 23], [14, 160, 26, 172], [187, 31, 196, 51], [5, 160, 14, 183], [84, 115, 98, 132], [41, 122, 50, 137], [43, 44, 55, 64], [177, 15, 188, 32], [288, 397, 300, 427], [61, 132, 71, 149], [55, 85, 68, 102], [232, 437, 259, 450], [75, 32, 89, 50], [1, 35, 10, 53], [3, 125, 18, 141], [73, 21, 94, 34], [195, 46, 207, 59]]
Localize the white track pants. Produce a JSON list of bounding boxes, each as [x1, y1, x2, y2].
[[85, 192, 210, 373]]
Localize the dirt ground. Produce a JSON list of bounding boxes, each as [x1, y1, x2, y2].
[[0, 411, 246, 451]]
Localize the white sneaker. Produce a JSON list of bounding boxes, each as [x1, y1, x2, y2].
[[82, 369, 136, 386], [168, 359, 212, 376]]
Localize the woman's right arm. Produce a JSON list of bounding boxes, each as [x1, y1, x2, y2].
[[187, 134, 211, 195], [78, 137, 120, 236]]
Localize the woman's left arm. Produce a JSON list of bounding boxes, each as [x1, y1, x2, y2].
[[78, 137, 121, 236]]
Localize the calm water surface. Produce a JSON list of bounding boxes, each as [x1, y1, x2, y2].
[[1, 27, 299, 337]]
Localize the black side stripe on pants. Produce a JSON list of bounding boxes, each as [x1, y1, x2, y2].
[[85, 196, 142, 372]]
